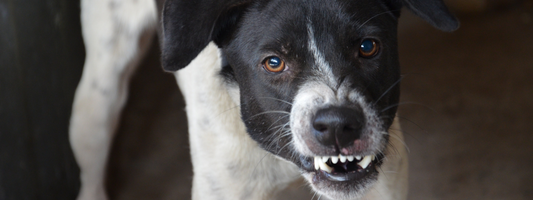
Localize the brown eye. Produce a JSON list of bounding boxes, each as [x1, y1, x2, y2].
[[359, 39, 379, 58], [263, 56, 285, 73]]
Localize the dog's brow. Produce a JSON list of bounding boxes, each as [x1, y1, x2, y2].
[[358, 25, 381, 35]]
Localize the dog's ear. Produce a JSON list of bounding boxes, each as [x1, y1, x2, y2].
[[161, 0, 251, 71], [402, 0, 460, 32]]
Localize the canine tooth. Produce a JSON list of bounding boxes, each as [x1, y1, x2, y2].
[[347, 156, 354, 162], [358, 155, 372, 169], [331, 156, 338, 164], [314, 157, 320, 170], [355, 156, 362, 160], [339, 155, 347, 163], [322, 156, 329, 163], [318, 161, 333, 173]]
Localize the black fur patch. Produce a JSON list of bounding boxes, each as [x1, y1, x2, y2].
[[219, 64, 237, 84], [161, 0, 458, 71]]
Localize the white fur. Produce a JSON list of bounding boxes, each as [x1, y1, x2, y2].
[[307, 23, 336, 87], [361, 117, 409, 200], [175, 43, 301, 200], [70, 0, 156, 199]]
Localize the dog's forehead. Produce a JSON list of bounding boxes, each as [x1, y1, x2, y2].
[[251, 0, 391, 32], [238, 0, 394, 56]]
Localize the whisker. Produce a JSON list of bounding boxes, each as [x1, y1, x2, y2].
[[247, 110, 290, 120], [380, 101, 438, 114], [376, 165, 391, 180], [251, 152, 271, 176], [380, 101, 416, 113], [388, 131, 410, 153], [276, 140, 293, 155], [265, 123, 292, 151], [311, 191, 318, 200], [213, 103, 242, 118], [395, 115, 427, 133], [374, 75, 405, 105], [265, 115, 290, 132], [256, 97, 293, 106], [357, 9, 402, 29], [388, 127, 422, 146]]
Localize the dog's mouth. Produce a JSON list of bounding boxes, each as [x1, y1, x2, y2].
[[292, 152, 384, 199], [302, 153, 383, 182], [314, 154, 381, 181]]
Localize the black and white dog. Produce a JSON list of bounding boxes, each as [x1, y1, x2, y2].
[[70, 0, 458, 199]]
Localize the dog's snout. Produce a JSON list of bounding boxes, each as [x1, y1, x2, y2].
[[312, 107, 365, 148]]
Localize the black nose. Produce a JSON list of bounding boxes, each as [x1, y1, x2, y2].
[[312, 106, 365, 148]]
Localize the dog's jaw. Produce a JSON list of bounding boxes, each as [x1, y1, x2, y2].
[[289, 80, 390, 199]]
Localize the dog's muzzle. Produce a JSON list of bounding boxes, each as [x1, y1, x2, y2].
[[289, 83, 387, 198], [297, 106, 384, 182], [304, 106, 380, 181]]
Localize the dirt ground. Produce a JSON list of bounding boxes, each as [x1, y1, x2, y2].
[[106, 4, 533, 200]]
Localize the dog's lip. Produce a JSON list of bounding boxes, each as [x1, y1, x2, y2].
[[299, 153, 383, 182], [317, 166, 377, 182]]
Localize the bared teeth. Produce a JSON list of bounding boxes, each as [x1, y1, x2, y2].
[[339, 155, 347, 163], [347, 156, 354, 162], [319, 161, 333, 173], [331, 156, 339, 164], [358, 155, 373, 169], [313, 154, 377, 172]]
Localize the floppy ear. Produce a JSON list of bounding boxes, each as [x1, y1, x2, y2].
[[161, 0, 251, 71], [402, 0, 460, 32]]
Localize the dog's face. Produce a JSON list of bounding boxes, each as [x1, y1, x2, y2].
[[224, 1, 400, 198], [162, 0, 457, 199]]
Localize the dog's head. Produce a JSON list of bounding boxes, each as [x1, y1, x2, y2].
[[161, 0, 457, 199]]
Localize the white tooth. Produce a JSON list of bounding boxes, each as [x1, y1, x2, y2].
[[358, 155, 372, 169], [347, 156, 354, 162], [372, 155, 376, 161], [331, 156, 338, 164], [355, 156, 362, 160], [314, 157, 320, 170], [319, 161, 333, 173], [322, 156, 329, 163], [339, 155, 347, 163]]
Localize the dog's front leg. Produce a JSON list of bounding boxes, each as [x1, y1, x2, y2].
[[69, 0, 157, 199]]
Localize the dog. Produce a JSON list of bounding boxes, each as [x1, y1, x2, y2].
[[70, 0, 458, 199]]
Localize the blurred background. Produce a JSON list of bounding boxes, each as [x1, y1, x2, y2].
[[1, 0, 532, 199]]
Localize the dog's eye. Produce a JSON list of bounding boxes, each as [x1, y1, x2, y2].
[[359, 39, 379, 58], [263, 56, 286, 73]]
